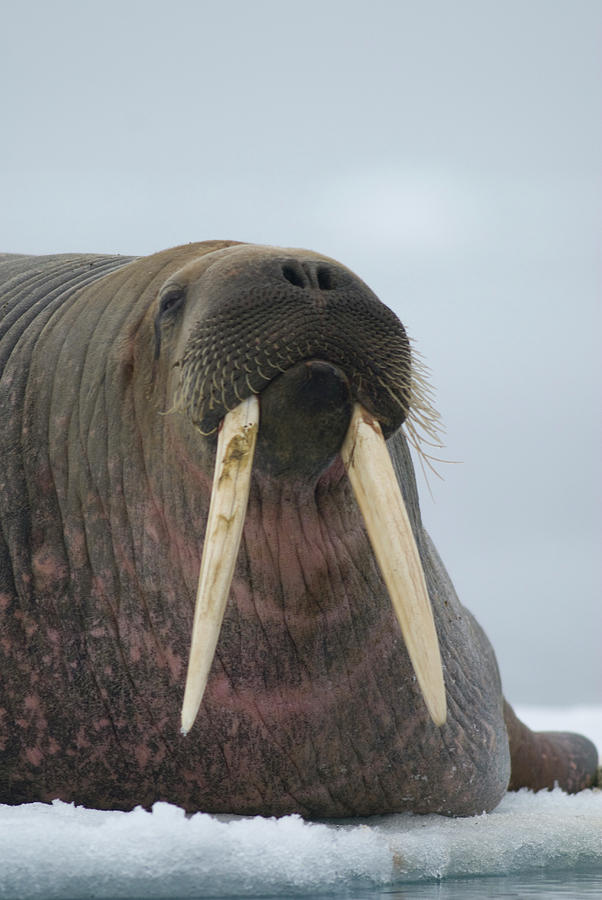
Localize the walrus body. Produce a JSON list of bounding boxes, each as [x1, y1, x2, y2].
[[0, 242, 597, 815]]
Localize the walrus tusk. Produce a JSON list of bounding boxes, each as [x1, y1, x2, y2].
[[180, 393, 445, 733], [341, 403, 447, 727], [181, 395, 260, 735]]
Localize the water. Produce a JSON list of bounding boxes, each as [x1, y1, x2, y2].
[[375, 869, 602, 898], [213, 870, 602, 898], [67, 870, 602, 900]]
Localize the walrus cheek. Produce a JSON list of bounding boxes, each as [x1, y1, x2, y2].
[[180, 395, 447, 735]]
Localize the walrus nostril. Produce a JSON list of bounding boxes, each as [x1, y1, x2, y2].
[[282, 262, 307, 289], [316, 265, 335, 290], [281, 260, 338, 291]]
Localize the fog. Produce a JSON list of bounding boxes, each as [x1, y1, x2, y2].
[[2, 0, 600, 703]]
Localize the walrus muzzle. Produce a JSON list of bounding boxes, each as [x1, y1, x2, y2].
[[180, 396, 447, 734]]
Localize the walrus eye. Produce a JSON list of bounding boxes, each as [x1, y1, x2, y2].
[[159, 285, 186, 318], [154, 286, 187, 360]]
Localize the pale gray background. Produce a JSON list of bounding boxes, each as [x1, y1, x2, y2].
[[2, 0, 600, 704]]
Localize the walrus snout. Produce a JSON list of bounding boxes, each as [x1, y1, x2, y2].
[[171, 247, 412, 437]]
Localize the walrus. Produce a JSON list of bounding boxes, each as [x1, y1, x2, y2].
[[0, 241, 597, 816]]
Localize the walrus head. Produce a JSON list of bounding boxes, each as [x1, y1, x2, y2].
[[152, 244, 446, 734]]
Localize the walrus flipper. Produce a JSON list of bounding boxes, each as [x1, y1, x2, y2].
[[504, 700, 598, 793]]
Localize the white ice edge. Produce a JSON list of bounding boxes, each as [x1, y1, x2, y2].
[[1, 706, 600, 899]]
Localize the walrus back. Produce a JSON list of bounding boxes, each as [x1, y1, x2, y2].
[[0, 254, 136, 369], [0, 252, 138, 669]]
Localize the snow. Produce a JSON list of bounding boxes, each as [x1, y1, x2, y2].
[[0, 706, 600, 899]]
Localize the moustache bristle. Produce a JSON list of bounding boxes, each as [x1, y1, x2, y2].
[[174, 306, 413, 437]]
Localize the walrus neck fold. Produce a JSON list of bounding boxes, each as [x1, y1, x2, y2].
[[180, 395, 446, 735]]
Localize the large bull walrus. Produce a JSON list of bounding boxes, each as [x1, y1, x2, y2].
[[0, 241, 597, 815]]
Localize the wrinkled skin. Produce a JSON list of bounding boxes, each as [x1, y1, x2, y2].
[[0, 242, 597, 815]]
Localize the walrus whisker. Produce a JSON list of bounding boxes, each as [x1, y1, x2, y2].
[[264, 356, 285, 371], [196, 423, 219, 436], [157, 402, 182, 418], [403, 423, 446, 491], [255, 363, 272, 382]]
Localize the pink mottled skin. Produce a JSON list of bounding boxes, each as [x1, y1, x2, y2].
[[0, 242, 597, 815]]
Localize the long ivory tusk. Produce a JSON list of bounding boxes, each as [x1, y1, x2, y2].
[[180, 395, 260, 735], [341, 403, 447, 727]]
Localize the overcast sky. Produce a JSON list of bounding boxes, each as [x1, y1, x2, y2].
[[2, 0, 600, 704]]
